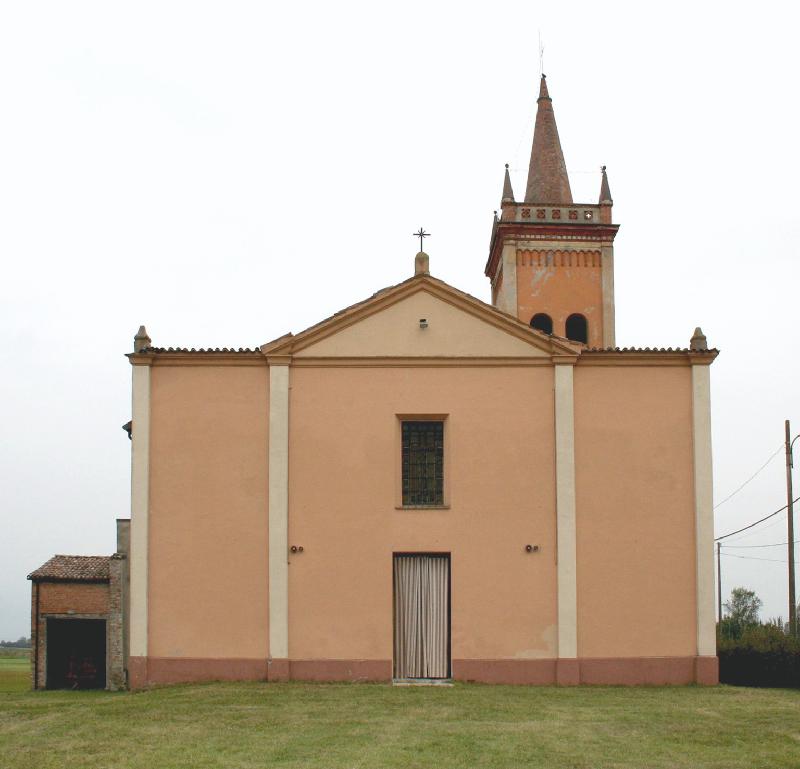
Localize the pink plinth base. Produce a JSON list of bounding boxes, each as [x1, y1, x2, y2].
[[694, 656, 719, 685], [126, 655, 719, 688], [556, 658, 580, 686], [129, 656, 267, 687], [128, 656, 148, 689], [580, 656, 696, 685], [452, 659, 556, 685], [267, 658, 290, 682], [289, 659, 391, 681]]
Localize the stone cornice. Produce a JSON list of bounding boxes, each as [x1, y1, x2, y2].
[[126, 353, 155, 367], [128, 352, 265, 367], [126, 344, 716, 369], [577, 350, 719, 367], [552, 354, 579, 366], [289, 356, 557, 368], [687, 354, 717, 367]]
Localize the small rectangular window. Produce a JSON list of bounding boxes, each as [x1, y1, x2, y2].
[[401, 421, 444, 506]]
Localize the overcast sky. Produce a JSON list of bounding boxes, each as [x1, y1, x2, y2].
[[1, 2, 799, 640]]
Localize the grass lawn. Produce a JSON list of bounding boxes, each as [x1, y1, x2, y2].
[[0, 650, 30, 694], [1, 658, 798, 769]]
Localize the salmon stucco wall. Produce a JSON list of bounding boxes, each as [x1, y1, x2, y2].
[[516, 249, 603, 346], [574, 364, 697, 658], [287, 365, 558, 664], [148, 364, 269, 660]]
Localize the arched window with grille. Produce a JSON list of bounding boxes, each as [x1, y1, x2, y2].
[[566, 313, 588, 344], [530, 313, 553, 335]]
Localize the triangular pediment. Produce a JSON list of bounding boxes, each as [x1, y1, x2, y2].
[[262, 276, 579, 360]]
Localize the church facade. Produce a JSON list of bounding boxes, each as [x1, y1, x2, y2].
[[116, 76, 718, 687]]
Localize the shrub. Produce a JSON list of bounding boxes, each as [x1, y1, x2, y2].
[[718, 623, 800, 687]]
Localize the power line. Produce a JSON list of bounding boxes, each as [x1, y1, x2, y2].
[[724, 540, 800, 549], [725, 514, 787, 544], [714, 444, 784, 510], [715, 496, 800, 541], [721, 552, 787, 564]]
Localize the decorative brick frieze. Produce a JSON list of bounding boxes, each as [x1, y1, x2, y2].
[[517, 249, 602, 268], [505, 204, 601, 225]]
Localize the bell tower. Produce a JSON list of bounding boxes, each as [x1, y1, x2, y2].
[[486, 75, 619, 348]]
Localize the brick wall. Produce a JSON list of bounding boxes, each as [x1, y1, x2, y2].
[[30, 584, 37, 690], [108, 556, 125, 690], [38, 582, 110, 615]]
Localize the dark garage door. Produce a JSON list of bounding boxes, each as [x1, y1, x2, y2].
[[46, 618, 106, 690]]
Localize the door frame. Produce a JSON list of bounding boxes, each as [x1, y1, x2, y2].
[[392, 552, 451, 680], [44, 616, 107, 690]]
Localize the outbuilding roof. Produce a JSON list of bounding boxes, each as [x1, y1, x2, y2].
[[27, 555, 111, 582]]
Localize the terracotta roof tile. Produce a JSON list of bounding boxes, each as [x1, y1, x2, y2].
[[583, 347, 719, 354], [142, 347, 261, 354], [28, 555, 111, 582]]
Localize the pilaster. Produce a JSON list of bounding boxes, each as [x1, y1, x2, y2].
[[601, 243, 616, 347], [691, 360, 716, 660], [554, 360, 578, 674], [129, 359, 151, 665], [267, 358, 290, 676], [500, 241, 518, 316]]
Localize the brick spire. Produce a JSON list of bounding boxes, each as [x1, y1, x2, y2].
[[524, 75, 573, 204]]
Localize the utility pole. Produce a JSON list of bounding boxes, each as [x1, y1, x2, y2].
[[717, 541, 722, 623], [786, 420, 796, 636]]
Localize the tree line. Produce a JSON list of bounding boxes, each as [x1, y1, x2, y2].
[[0, 637, 31, 648], [718, 587, 799, 687]]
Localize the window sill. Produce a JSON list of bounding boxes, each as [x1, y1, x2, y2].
[[396, 505, 451, 510]]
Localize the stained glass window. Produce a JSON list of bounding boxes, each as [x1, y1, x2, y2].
[[401, 421, 444, 506]]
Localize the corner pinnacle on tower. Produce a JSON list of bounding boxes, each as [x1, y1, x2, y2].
[[524, 75, 573, 204], [501, 164, 515, 203], [599, 165, 613, 204]]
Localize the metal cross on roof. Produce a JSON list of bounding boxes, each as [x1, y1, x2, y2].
[[413, 228, 430, 252]]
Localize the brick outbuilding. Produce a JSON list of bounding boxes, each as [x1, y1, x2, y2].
[[28, 520, 129, 691]]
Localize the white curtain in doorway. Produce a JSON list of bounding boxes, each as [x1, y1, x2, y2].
[[393, 555, 449, 679]]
